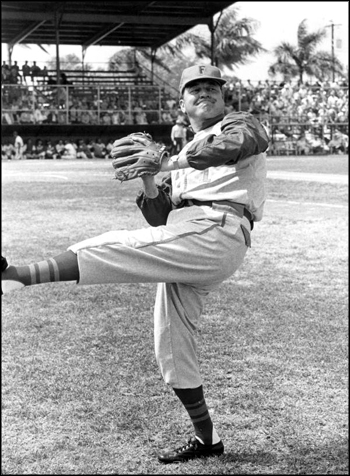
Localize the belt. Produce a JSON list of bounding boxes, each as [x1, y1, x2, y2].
[[186, 199, 254, 229]]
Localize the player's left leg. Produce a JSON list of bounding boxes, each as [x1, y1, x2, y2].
[[1, 251, 79, 295]]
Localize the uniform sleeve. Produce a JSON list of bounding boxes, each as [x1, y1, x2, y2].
[[185, 111, 270, 170], [136, 175, 173, 227]]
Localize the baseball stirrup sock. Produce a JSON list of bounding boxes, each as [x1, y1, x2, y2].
[[1, 251, 79, 293], [173, 386, 220, 445]]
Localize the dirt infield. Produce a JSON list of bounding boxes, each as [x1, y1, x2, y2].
[[267, 170, 348, 184]]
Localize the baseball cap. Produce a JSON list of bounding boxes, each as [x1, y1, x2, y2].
[[179, 65, 226, 94]]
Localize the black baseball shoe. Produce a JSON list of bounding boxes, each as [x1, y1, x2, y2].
[[1, 256, 9, 295], [1, 256, 24, 295], [158, 436, 224, 464], [1, 256, 8, 272]]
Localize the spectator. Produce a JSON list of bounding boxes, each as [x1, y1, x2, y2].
[[13, 131, 25, 160], [328, 130, 349, 154], [69, 100, 80, 124], [90, 138, 106, 159], [55, 140, 65, 158], [77, 139, 93, 159], [9, 61, 21, 84], [41, 66, 49, 83], [18, 107, 35, 124], [45, 140, 56, 159], [80, 109, 91, 125], [170, 118, 187, 154], [30, 61, 41, 84], [47, 75, 56, 85], [59, 72, 70, 85], [35, 139, 47, 159], [46, 108, 59, 124], [22, 61, 31, 84], [2, 140, 16, 160], [101, 112, 112, 125], [33, 106, 47, 124], [2, 61, 11, 83], [23, 139, 36, 160], [61, 140, 77, 160], [110, 107, 125, 125], [134, 106, 148, 125], [105, 139, 114, 158], [57, 108, 68, 124], [161, 109, 173, 123]]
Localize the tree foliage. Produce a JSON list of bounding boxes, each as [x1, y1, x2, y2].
[[107, 5, 266, 91], [170, 6, 266, 70], [47, 53, 92, 71], [268, 19, 344, 83]]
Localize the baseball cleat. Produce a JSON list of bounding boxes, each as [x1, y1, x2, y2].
[[1, 256, 8, 272], [157, 436, 224, 464], [1, 256, 24, 295]]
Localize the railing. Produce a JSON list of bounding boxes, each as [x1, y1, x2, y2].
[[1, 83, 177, 126], [267, 122, 348, 155], [1, 83, 348, 156]]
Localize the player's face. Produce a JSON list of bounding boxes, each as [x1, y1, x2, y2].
[[180, 80, 225, 122]]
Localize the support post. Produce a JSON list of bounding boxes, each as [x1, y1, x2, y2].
[[209, 17, 215, 66]]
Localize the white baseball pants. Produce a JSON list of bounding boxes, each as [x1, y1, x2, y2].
[[68, 205, 250, 388]]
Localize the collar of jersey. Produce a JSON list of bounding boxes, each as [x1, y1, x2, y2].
[[190, 112, 225, 134]]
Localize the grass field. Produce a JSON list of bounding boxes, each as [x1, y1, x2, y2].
[[1, 155, 348, 475]]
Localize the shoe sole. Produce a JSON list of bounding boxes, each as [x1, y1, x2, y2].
[[158, 449, 224, 464]]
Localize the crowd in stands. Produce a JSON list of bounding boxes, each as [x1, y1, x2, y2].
[[2, 134, 118, 161], [224, 78, 348, 129], [222, 77, 348, 154], [2, 60, 49, 85], [1, 60, 349, 155], [2, 121, 348, 162]]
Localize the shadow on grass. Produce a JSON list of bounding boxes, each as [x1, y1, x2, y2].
[[223, 438, 348, 473]]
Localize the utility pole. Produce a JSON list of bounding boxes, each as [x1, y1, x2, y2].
[[325, 21, 341, 82]]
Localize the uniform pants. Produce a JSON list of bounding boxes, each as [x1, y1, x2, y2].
[[68, 205, 250, 388]]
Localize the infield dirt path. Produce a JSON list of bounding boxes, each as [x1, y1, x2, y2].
[[267, 171, 348, 184]]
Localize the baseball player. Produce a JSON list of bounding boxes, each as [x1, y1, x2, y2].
[[13, 131, 25, 160], [170, 117, 187, 154], [2, 64, 269, 464]]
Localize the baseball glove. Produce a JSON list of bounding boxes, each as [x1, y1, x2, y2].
[[111, 132, 169, 182]]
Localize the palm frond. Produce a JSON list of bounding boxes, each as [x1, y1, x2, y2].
[[37, 44, 50, 55]]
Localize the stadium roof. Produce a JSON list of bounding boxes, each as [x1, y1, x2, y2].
[[1, 1, 235, 51]]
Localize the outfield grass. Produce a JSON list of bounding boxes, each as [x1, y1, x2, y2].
[[1, 156, 348, 474]]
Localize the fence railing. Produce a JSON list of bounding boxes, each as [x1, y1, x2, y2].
[[1, 83, 176, 126], [1, 83, 349, 155]]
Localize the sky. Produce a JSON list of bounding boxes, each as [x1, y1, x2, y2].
[[1, 1, 348, 81]]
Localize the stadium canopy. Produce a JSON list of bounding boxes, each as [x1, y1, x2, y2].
[[2, 1, 235, 63]]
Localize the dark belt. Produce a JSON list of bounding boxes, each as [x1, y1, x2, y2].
[[186, 199, 254, 230]]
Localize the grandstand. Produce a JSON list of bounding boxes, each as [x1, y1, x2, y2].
[[1, 1, 233, 146], [1, 1, 348, 156]]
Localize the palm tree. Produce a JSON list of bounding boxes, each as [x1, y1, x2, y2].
[[268, 19, 344, 83], [171, 7, 266, 70], [107, 6, 265, 88], [108, 47, 173, 73]]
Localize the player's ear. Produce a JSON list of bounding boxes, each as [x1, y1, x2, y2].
[[179, 98, 186, 114]]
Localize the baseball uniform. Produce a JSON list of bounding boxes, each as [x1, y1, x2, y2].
[[68, 111, 268, 388]]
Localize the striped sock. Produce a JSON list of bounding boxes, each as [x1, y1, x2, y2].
[[173, 386, 220, 445], [2, 251, 79, 288], [26, 258, 61, 285]]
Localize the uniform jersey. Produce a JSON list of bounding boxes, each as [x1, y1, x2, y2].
[[171, 113, 267, 220], [137, 111, 269, 225]]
